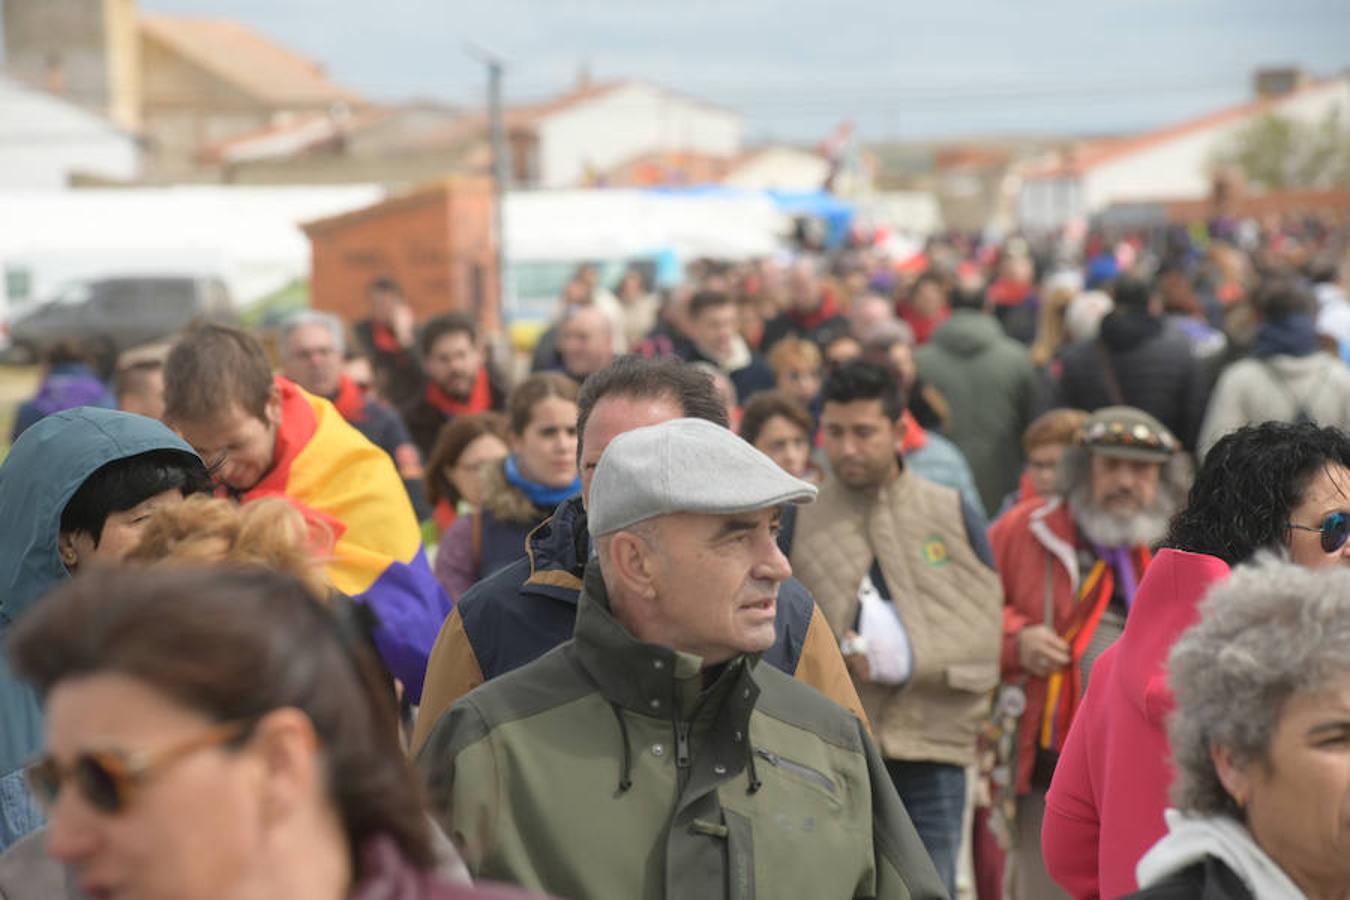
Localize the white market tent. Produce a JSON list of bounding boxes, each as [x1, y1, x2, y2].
[[0, 185, 386, 308], [0, 186, 791, 323]]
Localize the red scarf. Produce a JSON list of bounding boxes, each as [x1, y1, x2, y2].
[[331, 373, 367, 423], [433, 497, 457, 533], [369, 321, 402, 354], [899, 409, 928, 453], [987, 278, 1033, 308], [425, 366, 493, 418], [901, 306, 949, 345], [790, 287, 841, 332]]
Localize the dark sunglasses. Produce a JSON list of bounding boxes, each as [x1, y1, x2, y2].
[[26, 720, 249, 815], [1288, 511, 1350, 555]]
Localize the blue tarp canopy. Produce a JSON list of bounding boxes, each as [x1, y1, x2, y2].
[[643, 185, 856, 249]]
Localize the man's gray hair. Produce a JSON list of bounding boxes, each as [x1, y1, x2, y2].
[[279, 310, 346, 358], [1167, 559, 1350, 817]]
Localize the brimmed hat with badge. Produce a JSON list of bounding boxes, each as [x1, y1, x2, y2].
[[1079, 406, 1179, 463], [588, 418, 818, 537]]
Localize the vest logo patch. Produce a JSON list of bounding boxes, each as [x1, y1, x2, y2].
[[922, 535, 950, 567]]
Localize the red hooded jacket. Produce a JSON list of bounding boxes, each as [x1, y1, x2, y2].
[[1041, 548, 1231, 899]]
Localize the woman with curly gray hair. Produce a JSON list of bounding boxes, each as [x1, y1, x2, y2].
[[1129, 562, 1350, 899]]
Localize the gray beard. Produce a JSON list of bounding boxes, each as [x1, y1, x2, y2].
[[1068, 484, 1173, 549]]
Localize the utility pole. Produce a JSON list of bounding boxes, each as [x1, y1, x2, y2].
[[465, 43, 509, 326]]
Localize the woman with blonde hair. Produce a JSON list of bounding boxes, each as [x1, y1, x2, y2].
[[126, 494, 332, 600], [1029, 272, 1080, 369]]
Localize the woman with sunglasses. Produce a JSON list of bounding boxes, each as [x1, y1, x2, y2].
[[1042, 420, 1350, 899], [2, 567, 533, 900]]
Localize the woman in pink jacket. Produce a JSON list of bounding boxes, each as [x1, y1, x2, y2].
[[1042, 421, 1350, 898]]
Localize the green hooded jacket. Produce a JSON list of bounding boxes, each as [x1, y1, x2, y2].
[[418, 564, 947, 900], [0, 408, 201, 849]]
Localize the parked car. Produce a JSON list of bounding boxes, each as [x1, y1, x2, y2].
[[4, 275, 234, 364]]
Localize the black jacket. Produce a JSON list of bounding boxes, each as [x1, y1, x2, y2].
[[1052, 312, 1210, 450], [1126, 857, 1256, 900]]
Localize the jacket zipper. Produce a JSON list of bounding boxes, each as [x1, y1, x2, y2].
[[755, 748, 837, 794], [674, 720, 692, 791]]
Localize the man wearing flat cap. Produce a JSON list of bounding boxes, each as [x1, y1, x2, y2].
[[418, 418, 947, 900], [986, 405, 1192, 899]]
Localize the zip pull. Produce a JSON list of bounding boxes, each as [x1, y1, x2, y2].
[[675, 721, 691, 769]]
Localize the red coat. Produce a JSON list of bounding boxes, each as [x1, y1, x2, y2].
[[1041, 548, 1231, 899], [989, 496, 1151, 795]]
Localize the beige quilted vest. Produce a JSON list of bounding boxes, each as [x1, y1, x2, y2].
[[791, 469, 1003, 765]]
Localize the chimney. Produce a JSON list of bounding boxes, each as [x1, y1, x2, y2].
[[1253, 67, 1308, 100], [576, 61, 592, 92]]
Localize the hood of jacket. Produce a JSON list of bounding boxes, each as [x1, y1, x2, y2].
[[478, 458, 554, 527], [1100, 309, 1165, 353], [1249, 351, 1342, 393], [0, 408, 200, 786], [929, 310, 1005, 357], [1111, 548, 1230, 727], [1253, 314, 1318, 358], [521, 495, 589, 602], [0, 407, 200, 628], [1135, 810, 1306, 898]]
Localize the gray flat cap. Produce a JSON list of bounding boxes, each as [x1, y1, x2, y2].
[[588, 418, 818, 537]]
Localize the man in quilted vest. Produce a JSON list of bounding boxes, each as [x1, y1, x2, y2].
[[789, 359, 1003, 897]]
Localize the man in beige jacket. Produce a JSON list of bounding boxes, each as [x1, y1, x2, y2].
[[789, 359, 1003, 898]]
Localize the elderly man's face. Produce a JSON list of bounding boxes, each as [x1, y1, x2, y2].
[[558, 310, 614, 379], [787, 263, 820, 312], [639, 507, 791, 665], [281, 323, 342, 398], [1089, 454, 1162, 516]]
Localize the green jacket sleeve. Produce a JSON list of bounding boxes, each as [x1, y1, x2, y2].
[[415, 697, 498, 876]]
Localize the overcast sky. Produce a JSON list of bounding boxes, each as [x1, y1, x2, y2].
[[141, 0, 1349, 143]]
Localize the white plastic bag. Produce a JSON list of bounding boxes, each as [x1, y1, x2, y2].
[[857, 574, 912, 686]]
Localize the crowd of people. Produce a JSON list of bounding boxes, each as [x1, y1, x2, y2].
[[0, 210, 1348, 899]]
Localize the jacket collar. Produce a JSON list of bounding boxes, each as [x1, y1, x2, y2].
[[572, 562, 760, 722], [1028, 496, 1081, 589], [521, 496, 589, 603]]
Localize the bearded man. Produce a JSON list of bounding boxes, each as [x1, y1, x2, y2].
[[986, 406, 1191, 900]]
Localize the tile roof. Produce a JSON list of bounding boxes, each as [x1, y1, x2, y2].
[[140, 15, 363, 108], [1022, 76, 1348, 181]]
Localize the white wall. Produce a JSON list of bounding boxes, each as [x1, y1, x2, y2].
[[1085, 78, 1350, 212], [536, 82, 742, 188], [1018, 78, 1350, 229], [0, 75, 140, 188], [723, 147, 829, 191], [1018, 175, 1085, 232]]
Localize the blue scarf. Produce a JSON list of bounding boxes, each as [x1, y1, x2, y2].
[[1254, 314, 1318, 358], [503, 454, 580, 508]]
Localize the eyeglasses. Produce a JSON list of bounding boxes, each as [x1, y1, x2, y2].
[[26, 720, 250, 815], [1288, 511, 1350, 554]]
